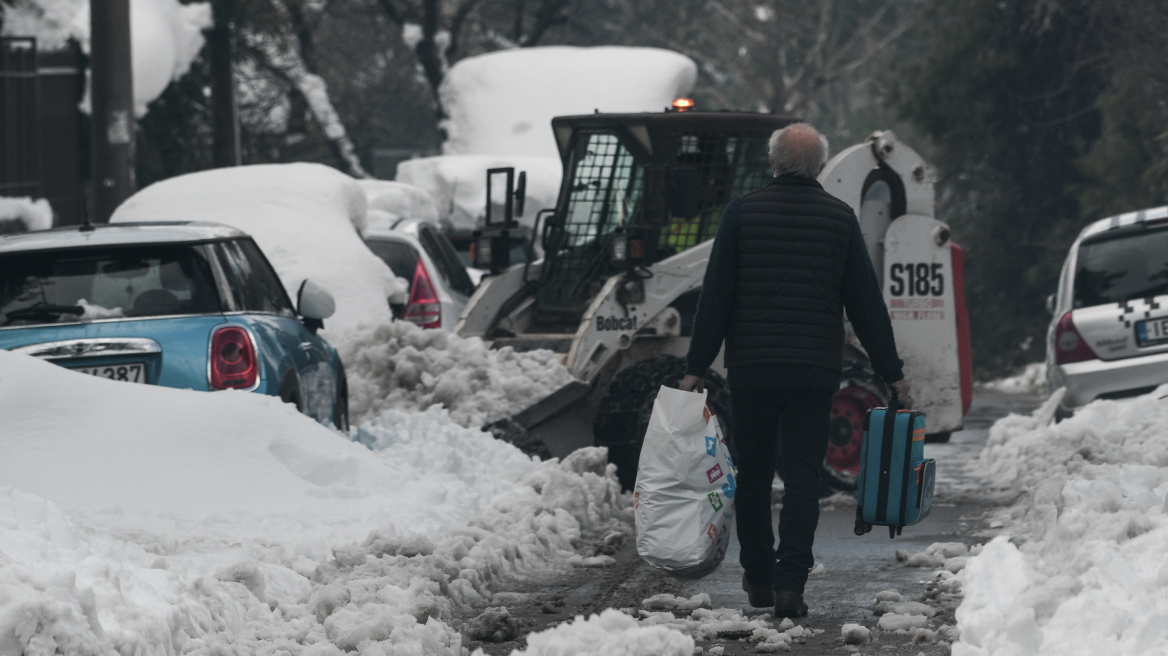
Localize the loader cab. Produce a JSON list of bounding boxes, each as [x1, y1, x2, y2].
[[531, 112, 796, 330]]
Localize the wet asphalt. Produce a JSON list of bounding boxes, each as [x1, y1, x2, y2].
[[461, 390, 1044, 655]]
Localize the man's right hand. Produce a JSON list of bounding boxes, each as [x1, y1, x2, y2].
[[680, 375, 705, 393], [889, 378, 911, 405]]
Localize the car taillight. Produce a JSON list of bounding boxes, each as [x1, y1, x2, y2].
[[1054, 311, 1098, 364], [404, 259, 441, 329], [209, 326, 258, 389]]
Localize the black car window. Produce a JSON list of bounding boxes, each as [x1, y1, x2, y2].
[[213, 239, 295, 316], [1074, 227, 1168, 307], [367, 238, 420, 280], [418, 224, 476, 296], [0, 244, 221, 326]]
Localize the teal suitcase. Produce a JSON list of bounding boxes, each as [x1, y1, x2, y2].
[[854, 394, 935, 539]]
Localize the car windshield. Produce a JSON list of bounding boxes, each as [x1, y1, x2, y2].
[[0, 244, 222, 327], [1074, 227, 1168, 307]]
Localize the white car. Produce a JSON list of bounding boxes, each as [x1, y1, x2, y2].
[[364, 218, 476, 331], [1046, 205, 1168, 414]]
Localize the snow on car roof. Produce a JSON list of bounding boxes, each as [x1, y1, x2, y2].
[[0, 221, 247, 254], [1079, 205, 1168, 241]]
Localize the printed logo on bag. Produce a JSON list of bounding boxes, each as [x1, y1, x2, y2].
[[722, 511, 733, 521], [706, 463, 724, 484], [703, 406, 711, 422], [707, 492, 723, 512], [705, 436, 717, 457], [634, 491, 640, 510], [721, 473, 736, 499], [724, 451, 735, 469], [714, 547, 725, 563], [707, 524, 718, 543]]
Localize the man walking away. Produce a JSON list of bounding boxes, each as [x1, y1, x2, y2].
[[679, 123, 909, 618]]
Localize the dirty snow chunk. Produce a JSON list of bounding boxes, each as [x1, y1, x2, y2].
[[873, 601, 936, 617], [808, 562, 826, 577], [466, 606, 524, 642], [441, 47, 696, 159], [878, 613, 930, 631], [905, 552, 945, 568], [912, 628, 936, 644], [112, 163, 404, 351], [841, 624, 871, 645], [0, 196, 53, 231], [785, 624, 805, 638], [777, 617, 795, 631], [943, 556, 967, 573], [342, 319, 574, 426], [396, 154, 562, 230], [707, 646, 725, 656], [928, 542, 969, 558], [568, 554, 616, 568], [493, 592, 534, 605], [875, 589, 903, 603], [642, 593, 712, 611], [490, 608, 694, 656]]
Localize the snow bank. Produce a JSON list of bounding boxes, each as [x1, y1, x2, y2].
[[0, 196, 53, 231], [340, 319, 574, 426], [441, 47, 697, 158], [357, 179, 440, 229], [111, 163, 405, 349], [483, 609, 694, 656], [396, 154, 562, 230], [0, 351, 627, 653], [953, 387, 1168, 655], [1, 0, 211, 116], [981, 362, 1046, 395]]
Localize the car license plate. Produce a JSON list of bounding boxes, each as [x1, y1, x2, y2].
[[1136, 317, 1168, 347], [71, 363, 147, 383]]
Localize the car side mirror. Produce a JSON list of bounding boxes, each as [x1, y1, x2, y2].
[[298, 279, 336, 332], [1045, 293, 1056, 315], [668, 167, 701, 218]]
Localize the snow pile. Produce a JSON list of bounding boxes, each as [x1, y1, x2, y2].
[[357, 179, 441, 229], [952, 387, 1168, 655], [0, 351, 627, 654], [400, 47, 697, 231], [0, 196, 53, 231], [396, 154, 562, 230], [485, 609, 694, 656], [1, 0, 211, 116], [981, 362, 1047, 395], [340, 319, 574, 426], [111, 163, 405, 348], [440, 47, 697, 158]]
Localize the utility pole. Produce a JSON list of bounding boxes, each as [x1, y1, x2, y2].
[[89, 0, 135, 223], [209, 3, 240, 167]]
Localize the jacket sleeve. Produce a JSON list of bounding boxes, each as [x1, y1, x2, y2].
[[684, 201, 739, 377], [842, 216, 905, 383]]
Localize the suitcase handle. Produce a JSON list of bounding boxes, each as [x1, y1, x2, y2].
[[888, 389, 901, 413]]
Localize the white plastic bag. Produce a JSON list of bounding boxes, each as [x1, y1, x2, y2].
[[634, 386, 736, 578]]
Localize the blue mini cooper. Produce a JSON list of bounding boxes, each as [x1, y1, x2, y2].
[[0, 222, 349, 430]]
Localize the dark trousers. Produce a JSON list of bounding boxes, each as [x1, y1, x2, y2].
[[729, 384, 834, 594]]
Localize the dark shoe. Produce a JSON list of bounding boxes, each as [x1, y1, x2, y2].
[[773, 590, 809, 618], [742, 574, 775, 608]]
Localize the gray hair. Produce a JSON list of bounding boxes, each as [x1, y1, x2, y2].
[[768, 123, 829, 178]]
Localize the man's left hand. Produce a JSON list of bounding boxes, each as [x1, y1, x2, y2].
[[680, 375, 705, 393]]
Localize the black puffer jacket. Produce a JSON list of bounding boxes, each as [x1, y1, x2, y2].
[[684, 175, 903, 388]]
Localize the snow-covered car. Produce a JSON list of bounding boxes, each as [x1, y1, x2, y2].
[[1046, 205, 1168, 414], [364, 218, 476, 331], [0, 222, 349, 429]]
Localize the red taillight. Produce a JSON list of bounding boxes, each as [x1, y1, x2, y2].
[[210, 326, 258, 389], [404, 259, 441, 329], [1054, 311, 1098, 364]]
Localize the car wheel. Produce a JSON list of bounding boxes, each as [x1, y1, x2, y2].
[[593, 355, 732, 491], [279, 372, 304, 413], [812, 358, 887, 495], [333, 363, 350, 432]]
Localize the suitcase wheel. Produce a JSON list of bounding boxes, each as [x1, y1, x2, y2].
[[853, 508, 872, 536]]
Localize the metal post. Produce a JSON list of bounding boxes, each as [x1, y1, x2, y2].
[[89, 0, 135, 223], [209, 17, 239, 167]]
